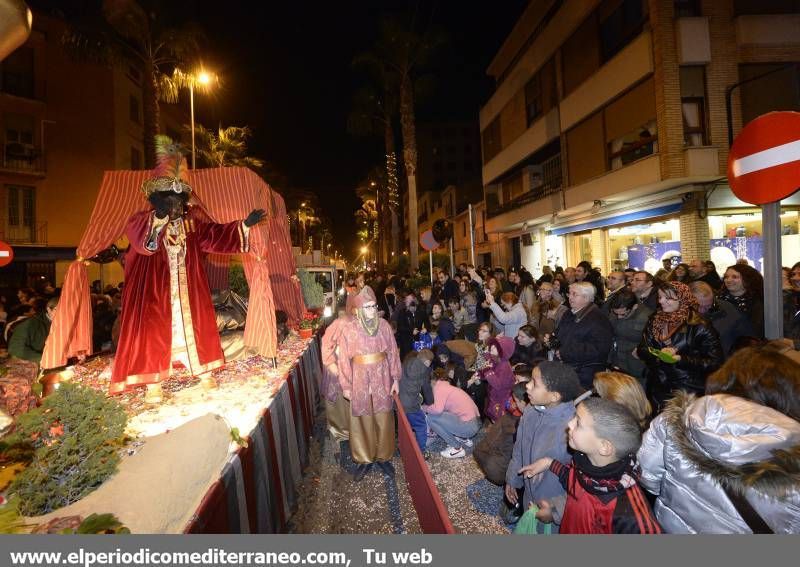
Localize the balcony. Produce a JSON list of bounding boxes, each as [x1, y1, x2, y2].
[[487, 154, 562, 219], [0, 220, 48, 245], [1, 143, 46, 176]]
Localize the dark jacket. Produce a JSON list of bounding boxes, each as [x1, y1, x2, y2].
[[439, 277, 460, 304], [8, 311, 50, 364], [639, 288, 660, 312], [398, 357, 434, 414], [431, 315, 456, 342], [637, 309, 724, 410], [474, 412, 520, 485], [608, 304, 652, 379], [703, 299, 754, 356], [378, 292, 398, 321], [718, 290, 764, 338], [396, 307, 430, 357], [509, 339, 545, 367], [555, 303, 614, 388]]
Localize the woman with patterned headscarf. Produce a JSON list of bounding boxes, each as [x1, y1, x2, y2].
[[337, 286, 402, 481], [637, 281, 724, 411]]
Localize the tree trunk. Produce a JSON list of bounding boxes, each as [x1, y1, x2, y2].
[[142, 62, 160, 169], [399, 73, 419, 271], [384, 118, 400, 260]]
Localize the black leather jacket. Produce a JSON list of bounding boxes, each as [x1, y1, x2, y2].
[[637, 309, 724, 409]]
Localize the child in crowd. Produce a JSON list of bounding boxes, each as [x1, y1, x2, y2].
[[475, 382, 528, 486], [448, 297, 468, 334], [513, 364, 533, 383], [423, 367, 482, 459], [504, 361, 582, 533], [593, 371, 653, 431], [519, 397, 661, 534], [476, 336, 516, 422], [398, 349, 435, 452]]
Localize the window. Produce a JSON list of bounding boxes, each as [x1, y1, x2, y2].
[[131, 147, 142, 170], [605, 78, 657, 168], [129, 95, 141, 124], [599, 0, 647, 63], [434, 162, 443, 173], [481, 117, 502, 163], [567, 113, 606, 185], [446, 145, 456, 154], [5, 185, 35, 241], [680, 66, 707, 146], [464, 161, 474, 172], [4, 114, 36, 167], [674, 0, 701, 17], [734, 0, 800, 14], [462, 222, 467, 237], [524, 58, 558, 125], [0, 47, 34, 98]]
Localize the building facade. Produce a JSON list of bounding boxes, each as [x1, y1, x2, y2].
[[479, 0, 800, 276], [0, 12, 188, 289]]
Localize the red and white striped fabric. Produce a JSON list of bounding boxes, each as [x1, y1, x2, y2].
[[41, 167, 304, 368]]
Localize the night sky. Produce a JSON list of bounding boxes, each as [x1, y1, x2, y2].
[[43, 0, 529, 254], [190, 1, 528, 254]]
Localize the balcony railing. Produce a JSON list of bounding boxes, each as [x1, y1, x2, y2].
[[487, 154, 562, 219], [0, 220, 48, 245], [2, 144, 46, 175]]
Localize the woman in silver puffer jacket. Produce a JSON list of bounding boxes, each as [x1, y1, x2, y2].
[[637, 346, 800, 533]]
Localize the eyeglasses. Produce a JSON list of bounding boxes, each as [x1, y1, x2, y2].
[[362, 304, 378, 310]]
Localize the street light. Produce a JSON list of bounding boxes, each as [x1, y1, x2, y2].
[[175, 67, 218, 169]]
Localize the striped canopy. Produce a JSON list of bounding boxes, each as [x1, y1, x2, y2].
[[41, 167, 305, 369]]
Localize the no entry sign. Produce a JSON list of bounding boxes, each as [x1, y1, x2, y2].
[[728, 111, 800, 205], [0, 240, 13, 267]]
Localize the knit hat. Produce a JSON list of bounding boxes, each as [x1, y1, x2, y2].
[[417, 349, 435, 364]]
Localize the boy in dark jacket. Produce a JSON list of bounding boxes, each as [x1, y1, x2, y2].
[[519, 397, 661, 534]]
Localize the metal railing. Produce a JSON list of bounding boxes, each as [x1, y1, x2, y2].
[[2, 145, 46, 175], [487, 153, 562, 219], [0, 220, 47, 245]]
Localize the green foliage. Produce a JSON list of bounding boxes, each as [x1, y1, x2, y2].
[[297, 269, 325, 309], [229, 264, 250, 298], [7, 383, 128, 517], [0, 495, 31, 534], [71, 513, 130, 534], [387, 253, 410, 275], [230, 427, 248, 448]]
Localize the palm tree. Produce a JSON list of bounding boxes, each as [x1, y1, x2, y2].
[[191, 124, 265, 169], [62, 0, 202, 167], [353, 14, 445, 271], [347, 84, 400, 264]]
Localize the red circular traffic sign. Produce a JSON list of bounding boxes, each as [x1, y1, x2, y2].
[[0, 241, 13, 267], [728, 111, 800, 205]]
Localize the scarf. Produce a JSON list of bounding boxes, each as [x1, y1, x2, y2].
[[571, 452, 640, 503], [651, 281, 697, 342], [356, 308, 380, 337], [718, 290, 753, 314]]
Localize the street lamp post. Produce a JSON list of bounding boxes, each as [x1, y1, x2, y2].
[[189, 70, 213, 169]]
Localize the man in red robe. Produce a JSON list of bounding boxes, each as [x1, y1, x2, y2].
[[110, 155, 264, 399]]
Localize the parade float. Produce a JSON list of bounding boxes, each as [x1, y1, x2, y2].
[[0, 166, 321, 534]]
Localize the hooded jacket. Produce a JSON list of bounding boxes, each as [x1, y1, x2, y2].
[[505, 401, 575, 532], [638, 392, 800, 533], [398, 356, 434, 414], [480, 336, 516, 422]]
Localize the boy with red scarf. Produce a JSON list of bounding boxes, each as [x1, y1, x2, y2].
[[520, 397, 661, 534]]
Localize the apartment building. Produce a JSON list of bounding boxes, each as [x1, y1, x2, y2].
[[480, 0, 800, 276], [402, 120, 483, 255], [0, 12, 187, 289]]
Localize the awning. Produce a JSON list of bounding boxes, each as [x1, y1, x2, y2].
[[547, 203, 682, 236]]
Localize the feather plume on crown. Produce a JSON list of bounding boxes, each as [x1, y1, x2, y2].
[[141, 135, 192, 197]]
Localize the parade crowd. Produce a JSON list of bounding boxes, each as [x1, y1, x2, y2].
[[322, 259, 800, 534]]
